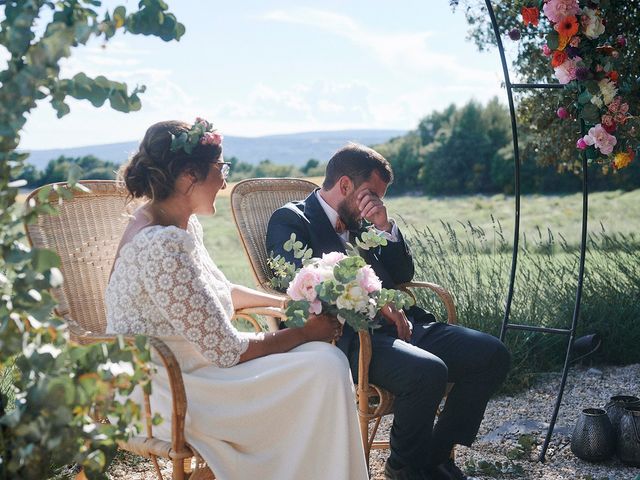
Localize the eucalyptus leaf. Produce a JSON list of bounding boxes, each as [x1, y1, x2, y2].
[[0, 0, 183, 476]]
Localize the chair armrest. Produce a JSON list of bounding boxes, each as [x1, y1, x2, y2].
[[397, 281, 457, 325], [233, 306, 287, 333], [73, 331, 191, 459], [356, 281, 457, 418]]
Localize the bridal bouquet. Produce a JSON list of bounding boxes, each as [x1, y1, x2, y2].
[[269, 230, 414, 331]]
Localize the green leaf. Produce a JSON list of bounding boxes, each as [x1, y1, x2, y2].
[[37, 185, 53, 202], [584, 80, 600, 94], [546, 31, 559, 51], [83, 449, 107, 473], [578, 90, 592, 105], [31, 248, 60, 273], [113, 6, 127, 28], [581, 103, 601, 123], [134, 335, 149, 358], [67, 163, 83, 186]]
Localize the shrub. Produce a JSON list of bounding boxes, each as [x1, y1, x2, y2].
[[0, 1, 184, 477]]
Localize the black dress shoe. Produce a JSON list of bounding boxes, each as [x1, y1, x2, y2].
[[384, 459, 432, 480], [429, 459, 474, 480]]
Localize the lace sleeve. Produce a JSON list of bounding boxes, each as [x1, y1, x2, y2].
[[142, 228, 249, 368]]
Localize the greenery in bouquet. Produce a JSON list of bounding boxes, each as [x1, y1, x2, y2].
[[268, 230, 414, 332]]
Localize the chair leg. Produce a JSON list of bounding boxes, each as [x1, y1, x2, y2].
[[172, 458, 185, 480], [149, 454, 163, 480], [358, 413, 371, 468]]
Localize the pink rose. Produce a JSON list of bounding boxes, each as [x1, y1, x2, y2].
[[542, 44, 552, 56], [309, 299, 322, 315], [582, 124, 617, 155], [614, 112, 628, 125], [601, 115, 616, 133], [556, 107, 569, 119], [543, 0, 579, 23], [576, 138, 588, 150], [356, 265, 383, 294], [321, 251, 347, 266], [201, 132, 223, 146], [554, 56, 581, 84], [287, 267, 321, 302], [608, 97, 621, 113]]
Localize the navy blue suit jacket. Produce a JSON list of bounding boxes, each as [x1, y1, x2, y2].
[[266, 189, 435, 354]]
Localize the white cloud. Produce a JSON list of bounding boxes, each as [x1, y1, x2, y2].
[[214, 80, 373, 129], [262, 7, 493, 82]]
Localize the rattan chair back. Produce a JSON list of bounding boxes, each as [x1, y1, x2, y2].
[[24, 181, 139, 337], [230, 177, 318, 291]]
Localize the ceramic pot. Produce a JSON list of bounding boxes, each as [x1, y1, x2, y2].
[[570, 408, 615, 462], [617, 405, 640, 467]]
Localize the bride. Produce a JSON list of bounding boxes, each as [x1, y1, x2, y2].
[[105, 119, 368, 480]]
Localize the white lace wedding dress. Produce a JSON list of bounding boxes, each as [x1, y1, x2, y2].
[[106, 217, 367, 480]]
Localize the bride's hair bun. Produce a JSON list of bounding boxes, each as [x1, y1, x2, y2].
[[118, 120, 222, 201]]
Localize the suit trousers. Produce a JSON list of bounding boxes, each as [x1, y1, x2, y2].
[[347, 321, 511, 469]]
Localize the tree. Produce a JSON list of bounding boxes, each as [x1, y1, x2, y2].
[[33, 155, 119, 187], [0, 1, 184, 478], [254, 159, 301, 178], [376, 132, 424, 195]]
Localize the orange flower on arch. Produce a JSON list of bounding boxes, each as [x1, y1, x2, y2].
[[551, 50, 568, 68], [555, 15, 579, 49], [521, 6, 540, 26], [613, 149, 635, 170]]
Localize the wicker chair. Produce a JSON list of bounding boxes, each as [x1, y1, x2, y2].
[[24, 180, 285, 480], [229, 177, 458, 466]]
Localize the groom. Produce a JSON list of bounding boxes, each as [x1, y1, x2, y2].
[[266, 143, 510, 480]]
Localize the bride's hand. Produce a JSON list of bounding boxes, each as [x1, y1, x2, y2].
[[303, 313, 342, 343]]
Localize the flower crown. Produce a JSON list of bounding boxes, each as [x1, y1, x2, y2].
[[170, 117, 223, 154]]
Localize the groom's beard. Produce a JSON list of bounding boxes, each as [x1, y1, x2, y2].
[[337, 195, 362, 231]]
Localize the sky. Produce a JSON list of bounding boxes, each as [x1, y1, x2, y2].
[[14, 0, 510, 150]]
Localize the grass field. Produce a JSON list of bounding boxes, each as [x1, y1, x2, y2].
[[200, 184, 640, 287], [200, 182, 640, 388]]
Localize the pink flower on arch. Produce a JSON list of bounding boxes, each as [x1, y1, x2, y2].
[[576, 138, 588, 150], [554, 56, 581, 84], [543, 0, 580, 23], [582, 124, 617, 155]]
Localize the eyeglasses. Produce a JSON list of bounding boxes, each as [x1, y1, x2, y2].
[[215, 161, 232, 179]]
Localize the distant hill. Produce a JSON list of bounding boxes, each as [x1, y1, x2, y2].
[[24, 129, 406, 170]]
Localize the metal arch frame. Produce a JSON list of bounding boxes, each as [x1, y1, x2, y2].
[[484, 0, 589, 462]]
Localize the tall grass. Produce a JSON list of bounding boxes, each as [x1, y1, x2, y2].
[[404, 220, 640, 392]]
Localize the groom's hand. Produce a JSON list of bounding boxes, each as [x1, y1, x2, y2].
[[381, 304, 412, 342], [357, 189, 392, 232]]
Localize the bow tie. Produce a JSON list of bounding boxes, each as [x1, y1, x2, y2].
[[335, 217, 348, 234]]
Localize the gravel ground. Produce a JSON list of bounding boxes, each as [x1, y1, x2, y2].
[[107, 364, 640, 480]]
